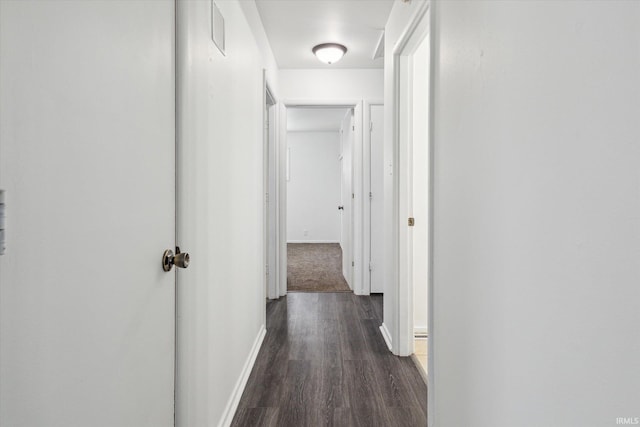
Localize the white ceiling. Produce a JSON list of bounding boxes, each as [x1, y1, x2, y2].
[[255, 0, 394, 69], [287, 107, 350, 132]]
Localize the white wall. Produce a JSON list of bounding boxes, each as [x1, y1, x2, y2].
[[176, 0, 272, 425], [279, 68, 382, 295], [287, 131, 341, 242], [412, 29, 429, 335], [431, 1, 640, 426], [239, 0, 280, 97], [278, 69, 383, 101]]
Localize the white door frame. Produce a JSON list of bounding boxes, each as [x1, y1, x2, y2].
[[363, 100, 384, 295], [277, 102, 288, 297], [263, 73, 279, 301], [279, 99, 366, 295], [390, 1, 433, 415], [391, 0, 430, 356]]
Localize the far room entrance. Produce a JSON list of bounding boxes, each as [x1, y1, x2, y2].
[[285, 106, 353, 293]]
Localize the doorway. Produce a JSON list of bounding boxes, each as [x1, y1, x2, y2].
[[389, 0, 431, 379], [271, 101, 366, 295], [285, 106, 352, 293], [411, 28, 430, 377]]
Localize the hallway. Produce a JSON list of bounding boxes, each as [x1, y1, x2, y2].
[[232, 293, 427, 426], [2, 1, 640, 425]]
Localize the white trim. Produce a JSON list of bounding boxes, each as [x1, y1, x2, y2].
[[287, 129, 343, 133], [218, 325, 267, 427], [285, 147, 290, 182], [278, 103, 288, 297], [351, 101, 365, 296], [363, 100, 384, 296], [379, 323, 393, 351], [287, 240, 340, 244], [414, 326, 428, 336], [411, 354, 428, 384], [427, 5, 436, 425], [264, 73, 279, 301], [284, 99, 361, 108]]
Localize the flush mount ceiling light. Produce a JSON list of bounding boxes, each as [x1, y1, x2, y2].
[[312, 43, 347, 65]]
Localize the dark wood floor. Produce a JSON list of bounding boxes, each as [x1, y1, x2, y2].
[[231, 293, 427, 427]]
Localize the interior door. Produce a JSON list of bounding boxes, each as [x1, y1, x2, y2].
[[412, 34, 430, 335], [370, 104, 385, 293], [0, 1, 176, 426], [340, 110, 354, 288]]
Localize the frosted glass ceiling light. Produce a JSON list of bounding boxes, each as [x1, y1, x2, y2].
[[312, 43, 347, 65]]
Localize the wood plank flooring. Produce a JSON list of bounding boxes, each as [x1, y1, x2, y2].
[[232, 293, 427, 427]]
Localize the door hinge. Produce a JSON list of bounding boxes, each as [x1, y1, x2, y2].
[[265, 264, 269, 276], [369, 191, 373, 200], [369, 262, 373, 271], [408, 217, 415, 227], [265, 192, 269, 203], [352, 261, 355, 267], [370, 121, 373, 132], [352, 125, 355, 131], [352, 193, 355, 199]]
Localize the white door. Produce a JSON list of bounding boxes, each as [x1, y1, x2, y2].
[[0, 1, 176, 426], [412, 32, 430, 336], [340, 111, 354, 288], [370, 105, 385, 293]]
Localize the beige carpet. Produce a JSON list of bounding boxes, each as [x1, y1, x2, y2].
[[287, 243, 351, 292]]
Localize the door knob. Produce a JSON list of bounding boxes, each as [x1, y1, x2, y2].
[[338, 205, 344, 210], [162, 247, 190, 272]]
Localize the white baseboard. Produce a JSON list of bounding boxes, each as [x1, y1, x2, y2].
[[379, 323, 393, 351], [218, 324, 266, 427], [411, 354, 428, 384], [354, 287, 370, 296], [414, 326, 428, 337], [287, 240, 340, 244]]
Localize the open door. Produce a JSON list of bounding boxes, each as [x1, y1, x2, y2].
[[412, 32, 430, 345], [340, 110, 354, 288], [0, 1, 176, 425]]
